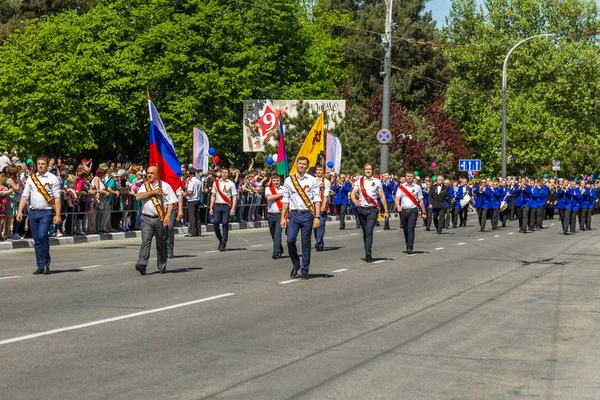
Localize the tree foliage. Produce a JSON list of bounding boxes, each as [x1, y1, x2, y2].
[[444, 0, 600, 176]]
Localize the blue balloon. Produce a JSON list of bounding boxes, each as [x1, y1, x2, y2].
[[591, 174, 595, 180], [266, 156, 274, 165], [543, 173, 547, 178], [327, 161, 334, 168], [208, 147, 215, 156]]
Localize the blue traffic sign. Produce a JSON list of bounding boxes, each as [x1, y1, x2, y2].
[[459, 159, 481, 172]]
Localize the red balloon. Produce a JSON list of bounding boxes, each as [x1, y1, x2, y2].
[[474, 171, 479, 176], [213, 155, 220, 164]]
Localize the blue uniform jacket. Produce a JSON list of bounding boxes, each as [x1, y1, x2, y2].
[[539, 186, 549, 208], [490, 187, 505, 210], [555, 188, 567, 210], [474, 186, 492, 209], [511, 186, 524, 207], [588, 188, 596, 209], [382, 181, 396, 203], [423, 189, 431, 209], [332, 181, 352, 206], [524, 186, 538, 208], [580, 187, 591, 209], [450, 187, 461, 209], [568, 188, 583, 212]]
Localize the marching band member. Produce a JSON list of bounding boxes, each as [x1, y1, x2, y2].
[[490, 179, 505, 230], [456, 178, 471, 227], [473, 178, 492, 232], [568, 180, 583, 233], [586, 180, 595, 230], [556, 179, 570, 235], [578, 179, 591, 231], [332, 174, 352, 230]]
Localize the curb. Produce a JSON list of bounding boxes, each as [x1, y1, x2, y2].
[[0, 214, 401, 250]]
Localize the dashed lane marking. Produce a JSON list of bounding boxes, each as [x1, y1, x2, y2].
[[0, 293, 235, 346], [351, 233, 360, 236], [0, 276, 21, 281], [494, 235, 500, 238], [279, 279, 298, 284], [81, 265, 102, 269], [457, 243, 466, 246], [508, 232, 514, 235], [478, 238, 485, 241], [372, 260, 386, 264], [251, 244, 263, 247], [205, 250, 219, 253], [435, 247, 444, 250], [332, 268, 348, 272]]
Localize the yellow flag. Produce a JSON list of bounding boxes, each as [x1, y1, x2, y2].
[[290, 113, 325, 175]]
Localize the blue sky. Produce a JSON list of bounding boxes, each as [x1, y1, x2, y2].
[[424, 0, 600, 27]]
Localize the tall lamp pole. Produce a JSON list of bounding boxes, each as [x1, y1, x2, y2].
[[501, 33, 555, 178], [380, 0, 393, 174]]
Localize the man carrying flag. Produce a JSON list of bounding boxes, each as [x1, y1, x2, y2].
[[134, 166, 177, 275]]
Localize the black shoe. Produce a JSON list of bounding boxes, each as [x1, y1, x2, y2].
[[383, 226, 390, 230], [407, 248, 413, 255], [290, 265, 300, 278], [315, 244, 323, 252], [339, 226, 345, 230], [272, 254, 280, 259], [363, 253, 372, 262], [218, 242, 225, 251], [279, 247, 284, 257], [44, 266, 51, 275], [158, 267, 167, 274], [135, 264, 146, 276], [33, 269, 44, 275], [426, 228, 430, 231], [301, 273, 309, 280], [167, 252, 175, 259], [564, 231, 568, 235]]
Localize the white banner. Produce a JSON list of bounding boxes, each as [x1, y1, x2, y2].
[[193, 126, 209, 172]]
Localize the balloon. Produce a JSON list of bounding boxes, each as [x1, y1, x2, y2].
[[432, 175, 437, 181], [327, 161, 334, 168], [473, 171, 479, 176], [544, 173, 547, 178], [208, 147, 215, 156], [591, 174, 595, 180], [414, 171, 419, 176], [272, 154, 278, 163], [554, 176, 557, 179], [266, 157, 274, 165], [213, 155, 220, 164], [431, 162, 437, 169]]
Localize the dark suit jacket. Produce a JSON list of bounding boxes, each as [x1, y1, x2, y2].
[[429, 184, 451, 209]]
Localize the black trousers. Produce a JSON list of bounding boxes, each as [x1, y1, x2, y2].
[[425, 207, 432, 230], [559, 209, 571, 233], [586, 208, 592, 229], [213, 204, 231, 244], [336, 204, 347, 228], [432, 207, 446, 233], [187, 200, 200, 236], [521, 206, 530, 232], [357, 207, 378, 255], [491, 209, 499, 229], [528, 207, 537, 230], [451, 208, 459, 228], [400, 208, 419, 250], [479, 208, 489, 231], [536, 207, 545, 229], [445, 208, 452, 228], [459, 205, 468, 226]]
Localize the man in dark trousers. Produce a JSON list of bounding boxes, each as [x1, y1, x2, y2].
[[429, 175, 451, 234]]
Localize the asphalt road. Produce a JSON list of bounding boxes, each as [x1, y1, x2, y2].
[[1, 216, 599, 399]]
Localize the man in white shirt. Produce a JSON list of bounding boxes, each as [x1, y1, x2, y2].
[[0, 151, 10, 172], [281, 156, 321, 280], [265, 174, 284, 259], [395, 172, 426, 255], [185, 168, 203, 237], [313, 165, 331, 251], [17, 156, 62, 275], [209, 167, 237, 251], [134, 166, 177, 275], [350, 163, 389, 262]]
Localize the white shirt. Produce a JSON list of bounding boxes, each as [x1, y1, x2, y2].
[[266, 185, 284, 213], [211, 179, 237, 204], [282, 173, 321, 211], [22, 171, 62, 210], [353, 176, 383, 207], [316, 176, 331, 202], [395, 183, 423, 209], [186, 177, 203, 201], [0, 155, 10, 172], [137, 180, 177, 216]]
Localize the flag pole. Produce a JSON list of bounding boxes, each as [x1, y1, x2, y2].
[[147, 85, 166, 221]]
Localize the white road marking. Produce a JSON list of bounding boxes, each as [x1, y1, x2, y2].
[[236, 237, 249, 242], [332, 268, 348, 272], [551, 223, 555, 226], [205, 250, 219, 253], [0, 276, 21, 281], [457, 243, 466, 246], [478, 238, 485, 241], [372, 260, 386, 264], [494, 235, 500, 238], [435, 247, 444, 250], [279, 279, 298, 284], [0, 293, 235, 346], [508, 232, 514, 235], [375, 230, 382, 233], [251, 244, 263, 247], [324, 236, 333, 239], [351, 233, 360, 236], [81, 265, 102, 269]]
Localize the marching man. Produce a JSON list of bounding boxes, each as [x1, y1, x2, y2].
[[351, 163, 388, 262], [209, 167, 237, 251], [265, 174, 285, 259], [134, 166, 177, 275], [395, 172, 426, 255], [281, 157, 321, 280]]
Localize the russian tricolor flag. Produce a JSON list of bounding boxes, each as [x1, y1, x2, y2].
[[148, 99, 182, 191]]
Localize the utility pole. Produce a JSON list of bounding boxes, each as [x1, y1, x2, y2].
[[380, 0, 393, 174]]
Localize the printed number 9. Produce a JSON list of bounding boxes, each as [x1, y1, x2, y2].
[[263, 112, 276, 132]]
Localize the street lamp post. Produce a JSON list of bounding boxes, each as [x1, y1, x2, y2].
[[501, 33, 555, 178]]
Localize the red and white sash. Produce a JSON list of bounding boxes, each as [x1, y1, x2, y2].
[[359, 177, 379, 209], [215, 180, 232, 206], [398, 185, 419, 208], [268, 185, 282, 211]]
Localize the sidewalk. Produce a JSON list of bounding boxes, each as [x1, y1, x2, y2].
[[0, 214, 402, 250]]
